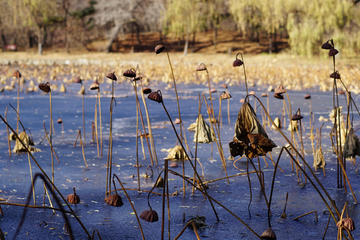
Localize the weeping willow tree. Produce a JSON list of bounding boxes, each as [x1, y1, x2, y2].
[[286, 0, 359, 57], [204, 0, 229, 50], [164, 0, 206, 55], [229, 0, 287, 53], [229, 0, 360, 56], [10, 0, 59, 55]]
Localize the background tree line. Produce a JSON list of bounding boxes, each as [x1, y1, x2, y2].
[[0, 0, 359, 56]]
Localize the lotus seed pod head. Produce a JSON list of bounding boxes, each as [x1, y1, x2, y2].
[[291, 113, 304, 121], [343, 217, 355, 231], [338, 90, 345, 95], [261, 228, 276, 240], [142, 87, 152, 94], [73, 76, 82, 83], [174, 118, 181, 124], [330, 72, 341, 79], [207, 107, 213, 114], [239, 98, 245, 103], [106, 72, 117, 81], [329, 48, 339, 57], [89, 79, 99, 90], [222, 84, 227, 89], [249, 90, 255, 96], [196, 64, 207, 71], [123, 69, 136, 78], [104, 193, 123, 207], [57, 118, 63, 124], [233, 59, 243, 67], [66, 188, 80, 204], [38, 82, 51, 93], [220, 91, 232, 100], [304, 94, 311, 99], [211, 88, 217, 93], [12, 70, 21, 78], [321, 41, 333, 50], [261, 92, 268, 97], [274, 93, 284, 100], [155, 45, 165, 54], [140, 209, 159, 222], [147, 90, 162, 103]]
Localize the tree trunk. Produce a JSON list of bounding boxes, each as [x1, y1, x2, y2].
[[38, 27, 43, 55], [105, 20, 122, 53], [183, 31, 189, 56], [1, 32, 6, 46], [273, 29, 277, 53], [191, 32, 196, 53], [268, 33, 272, 54], [133, 22, 141, 45], [159, 31, 162, 41], [214, 27, 217, 50]]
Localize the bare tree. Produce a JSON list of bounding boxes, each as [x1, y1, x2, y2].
[[91, 0, 162, 53]]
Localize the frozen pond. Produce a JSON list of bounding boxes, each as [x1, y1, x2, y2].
[[0, 71, 360, 239]]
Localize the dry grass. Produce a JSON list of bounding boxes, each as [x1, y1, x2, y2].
[[1, 50, 360, 93]]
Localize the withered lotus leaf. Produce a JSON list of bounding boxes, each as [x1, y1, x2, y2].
[[343, 128, 360, 158], [38, 82, 51, 93], [343, 217, 355, 231], [12, 70, 21, 78], [196, 64, 207, 71], [193, 114, 216, 143], [229, 102, 276, 158], [155, 176, 164, 188], [220, 91, 231, 100], [187, 215, 206, 230], [314, 147, 326, 169], [274, 85, 286, 94], [140, 209, 159, 222], [104, 193, 123, 207], [260, 228, 277, 240]]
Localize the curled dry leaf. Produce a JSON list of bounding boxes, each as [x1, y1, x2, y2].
[[343, 128, 360, 158], [187, 215, 206, 230], [193, 114, 216, 144], [165, 145, 189, 160], [229, 102, 276, 158]]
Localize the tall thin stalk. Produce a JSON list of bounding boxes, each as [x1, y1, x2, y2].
[[140, 83, 158, 165], [105, 72, 117, 196], [98, 88, 103, 157], [5, 107, 11, 156]]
